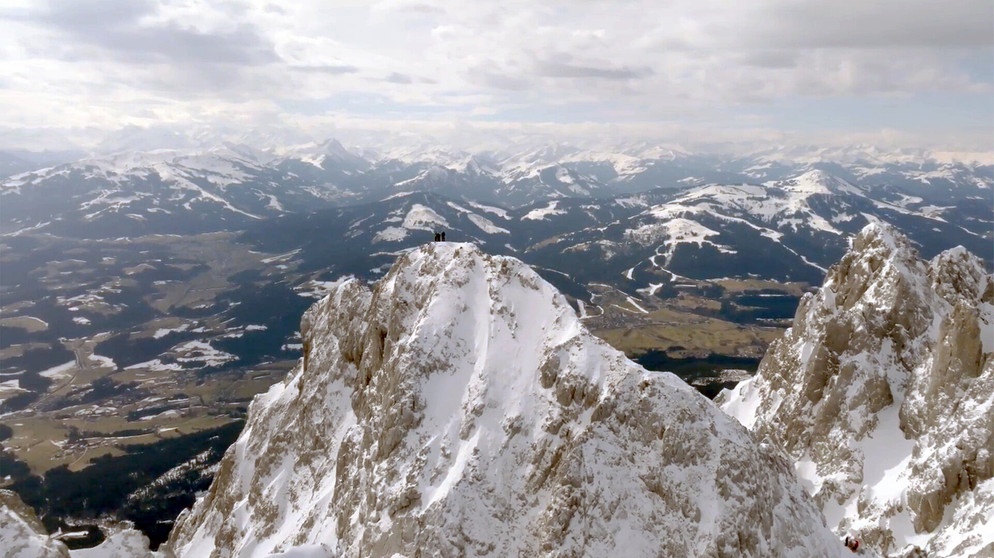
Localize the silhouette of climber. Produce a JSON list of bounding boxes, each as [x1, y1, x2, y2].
[[434, 232, 440, 242], [441, 231, 446, 241]]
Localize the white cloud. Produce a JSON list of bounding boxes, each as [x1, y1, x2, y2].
[[0, 0, 990, 151]]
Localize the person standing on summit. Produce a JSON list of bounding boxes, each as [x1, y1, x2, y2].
[[434, 232, 440, 242], [441, 231, 446, 241]]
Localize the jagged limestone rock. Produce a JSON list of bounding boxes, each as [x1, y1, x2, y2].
[[719, 223, 994, 558], [168, 242, 840, 558]]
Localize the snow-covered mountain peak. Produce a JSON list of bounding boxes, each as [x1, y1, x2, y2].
[[718, 224, 994, 557], [845, 221, 921, 272], [495, 144, 583, 177], [751, 144, 929, 166], [927, 245, 992, 307], [624, 170, 871, 258], [391, 164, 469, 191], [776, 169, 862, 196], [370, 144, 473, 166], [314, 138, 352, 157], [929, 151, 994, 166], [167, 243, 842, 557], [464, 154, 501, 175], [632, 143, 691, 161], [285, 138, 369, 170], [11, 145, 267, 186]]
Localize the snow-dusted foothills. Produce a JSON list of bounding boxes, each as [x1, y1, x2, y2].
[[523, 168, 990, 304], [1, 141, 990, 241], [719, 224, 994, 557], [167, 243, 842, 557]]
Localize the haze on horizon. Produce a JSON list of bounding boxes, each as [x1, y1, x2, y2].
[[0, 0, 991, 153]]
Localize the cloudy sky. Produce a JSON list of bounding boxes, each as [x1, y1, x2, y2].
[[1, 0, 991, 151]]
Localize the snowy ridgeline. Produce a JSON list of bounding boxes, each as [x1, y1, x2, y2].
[[719, 223, 994, 558], [166, 242, 843, 557], [6, 227, 989, 557]]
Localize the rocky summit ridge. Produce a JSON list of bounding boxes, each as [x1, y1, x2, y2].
[[719, 222, 994, 557], [166, 242, 841, 557]]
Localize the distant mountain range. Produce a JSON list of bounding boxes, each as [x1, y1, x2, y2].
[[2, 141, 990, 301], [0, 141, 990, 553], [2, 141, 990, 236]]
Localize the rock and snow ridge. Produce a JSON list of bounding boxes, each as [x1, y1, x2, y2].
[[1, 489, 69, 558], [0, 489, 158, 558], [167, 242, 843, 557], [718, 223, 994, 557]]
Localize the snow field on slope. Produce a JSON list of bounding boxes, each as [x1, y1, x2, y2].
[[170, 242, 844, 558], [625, 217, 735, 263], [521, 201, 564, 220], [402, 204, 449, 230], [467, 201, 509, 219], [400, 245, 589, 507], [466, 213, 509, 234]]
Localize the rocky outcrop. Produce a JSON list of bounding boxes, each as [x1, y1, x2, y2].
[[0, 489, 160, 558], [168, 242, 840, 557], [0, 489, 70, 558], [719, 223, 994, 557]]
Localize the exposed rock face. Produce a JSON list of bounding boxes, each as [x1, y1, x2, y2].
[[168, 242, 839, 557], [0, 489, 70, 558], [719, 223, 994, 557]]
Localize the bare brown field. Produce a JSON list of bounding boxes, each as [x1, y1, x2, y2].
[[714, 278, 809, 296], [0, 316, 50, 332], [145, 233, 288, 313], [0, 342, 49, 359], [5, 408, 241, 475], [585, 287, 785, 358], [592, 318, 781, 358], [0, 300, 36, 316], [0, 231, 307, 481]]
